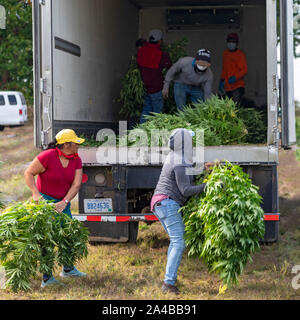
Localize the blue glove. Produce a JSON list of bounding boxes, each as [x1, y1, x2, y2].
[[228, 76, 237, 84], [219, 80, 225, 91]]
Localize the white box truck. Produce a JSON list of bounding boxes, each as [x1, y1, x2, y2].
[[32, 0, 296, 243]]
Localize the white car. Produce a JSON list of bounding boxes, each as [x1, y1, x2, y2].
[[0, 91, 28, 131]]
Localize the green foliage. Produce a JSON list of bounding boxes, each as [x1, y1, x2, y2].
[[119, 56, 145, 119], [237, 108, 267, 144], [182, 162, 265, 287], [0, 193, 4, 209], [128, 96, 247, 147], [0, 0, 33, 104], [0, 199, 89, 292], [162, 38, 189, 65]]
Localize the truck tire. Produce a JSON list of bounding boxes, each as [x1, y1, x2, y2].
[[128, 221, 139, 243]]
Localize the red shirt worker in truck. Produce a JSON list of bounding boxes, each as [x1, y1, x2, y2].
[[137, 29, 172, 123], [219, 33, 248, 105]]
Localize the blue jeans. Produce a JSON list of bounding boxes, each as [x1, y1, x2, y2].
[[140, 91, 164, 124], [153, 198, 186, 286], [174, 82, 204, 111]]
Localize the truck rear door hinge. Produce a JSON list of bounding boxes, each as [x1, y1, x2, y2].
[[39, 0, 46, 5], [40, 77, 47, 94], [272, 126, 280, 145]]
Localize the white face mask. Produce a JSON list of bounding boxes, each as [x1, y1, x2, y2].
[[196, 65, 207, 72], [227, 42, 237, 51]]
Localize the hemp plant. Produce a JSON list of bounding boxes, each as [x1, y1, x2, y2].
[[182, 162, 265, 287], [0, 199, 89, 292]]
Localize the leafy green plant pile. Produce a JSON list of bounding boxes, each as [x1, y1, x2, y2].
[[119, 38, 188, 119], [0, 199, 89, 292], [119, 56, 146, 119], [128, 96, 247, 147], [237, 108, 267, 144], [182, 162, 265, 286], [0, 193, 4, 210]]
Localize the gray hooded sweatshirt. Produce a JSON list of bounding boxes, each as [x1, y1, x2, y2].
[[152, 128, 206, 206]]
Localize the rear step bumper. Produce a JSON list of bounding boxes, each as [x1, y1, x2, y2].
[[73, 213, 280, 222]]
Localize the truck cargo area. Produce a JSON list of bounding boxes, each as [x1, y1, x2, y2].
[[48, 0, 270, 142]]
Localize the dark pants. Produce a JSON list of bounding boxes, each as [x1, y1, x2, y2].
[[226, 87, 245, 105], [140, 90, 164, 124]]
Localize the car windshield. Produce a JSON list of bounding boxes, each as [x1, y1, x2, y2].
[[0, 95, 5, 105]]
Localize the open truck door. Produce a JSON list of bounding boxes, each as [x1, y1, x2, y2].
[[280, 0, 296, 148], [33, 0, 53, 149]]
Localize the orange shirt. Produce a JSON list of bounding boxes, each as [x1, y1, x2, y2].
[[221, 49, 247, 92]]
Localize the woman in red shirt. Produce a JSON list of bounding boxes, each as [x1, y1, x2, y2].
[[24, 129, 87, 288]]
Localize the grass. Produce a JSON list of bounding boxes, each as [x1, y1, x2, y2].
[[1, 123, 300, 300]]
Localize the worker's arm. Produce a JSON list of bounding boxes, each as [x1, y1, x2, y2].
[[203, 70, 214, 100], [163, 58, 182, 90], [174, 165, 206, 198], [24, 157, 46, 201], [55, 168, 82, 213]]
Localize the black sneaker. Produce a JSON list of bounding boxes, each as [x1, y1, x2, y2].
[[161, 282, 180, 295]]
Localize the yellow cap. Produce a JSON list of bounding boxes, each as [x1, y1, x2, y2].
[[55, 129, 85, 145]]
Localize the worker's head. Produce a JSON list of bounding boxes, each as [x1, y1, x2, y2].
[[136, 38, 146, 50], [168, 128, 194, 165], [55, 129, 85, 153], [226, 33, 239, 51], [194, 49, 211, 73], [149, 29, 163, 44]]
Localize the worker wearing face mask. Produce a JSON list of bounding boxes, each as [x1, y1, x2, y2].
[[163, 49, 213, 111], [219, 33, 248, 105]]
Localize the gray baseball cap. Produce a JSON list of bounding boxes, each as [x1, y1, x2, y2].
[[149, 29, 163, 42]]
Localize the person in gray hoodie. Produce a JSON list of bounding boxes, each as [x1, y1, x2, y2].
[[150, 128, 210, 295], [162, 49, 213, 111]]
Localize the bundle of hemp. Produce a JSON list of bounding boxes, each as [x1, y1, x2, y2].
[[181, 162, 265, 287], [0, 199, 89, 292], [128, 96, 248, 147]]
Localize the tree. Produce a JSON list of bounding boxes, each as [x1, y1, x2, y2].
[[293, 0, 300, 57], [0, 0, 33, 104]]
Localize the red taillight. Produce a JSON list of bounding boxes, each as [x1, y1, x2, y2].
[[82, 173, 88, 183], [19, 109, 23, 115]]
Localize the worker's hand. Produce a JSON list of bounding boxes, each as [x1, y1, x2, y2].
[[32, 191, 42, 202], [228, 76, 236, 84], [162, 88, 169, 99], [55, 201, 67, 213]]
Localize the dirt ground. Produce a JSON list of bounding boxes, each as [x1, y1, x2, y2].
[[0, 122, 300, 300]]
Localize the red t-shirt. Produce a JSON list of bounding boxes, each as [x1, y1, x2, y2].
[[36, 148, 82, 199]]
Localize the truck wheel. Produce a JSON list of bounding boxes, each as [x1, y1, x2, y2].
[[128, 221, 139, 243]]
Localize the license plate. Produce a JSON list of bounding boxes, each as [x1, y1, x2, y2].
[[84, 198, 113, 213]]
